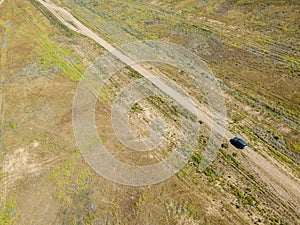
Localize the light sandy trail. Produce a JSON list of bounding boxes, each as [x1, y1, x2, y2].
[[36, 0, 300, 204]]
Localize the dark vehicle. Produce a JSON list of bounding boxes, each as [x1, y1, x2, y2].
[[230, 137, 247, 149]]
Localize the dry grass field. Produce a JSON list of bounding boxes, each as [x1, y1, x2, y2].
[[0, 0, 299, 224]]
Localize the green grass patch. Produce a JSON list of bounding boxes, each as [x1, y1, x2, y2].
[[49, 158, 92, 205], [0, 198, 18, 225], [17, 1, 85, 81], [29, 0, 74, 37], [282, 56, 300, 69], [130, 103, 144, 113], [8, 121, 17, 130], [38, 38, 85, 81], [186, 205, 200, 220]]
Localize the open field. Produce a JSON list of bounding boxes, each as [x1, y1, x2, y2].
[[0, 0, 299, 224], [56, 0, 300, 160]]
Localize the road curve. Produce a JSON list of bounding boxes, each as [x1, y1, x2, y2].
[[36, 0, 300, 204]]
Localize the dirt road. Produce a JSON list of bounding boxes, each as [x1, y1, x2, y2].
[[36, 0, 300, 206]]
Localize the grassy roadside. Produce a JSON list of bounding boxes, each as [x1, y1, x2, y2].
[[60, 0, 300, 164], [0, 0, 86, 223], [0, 0, 299, 224]]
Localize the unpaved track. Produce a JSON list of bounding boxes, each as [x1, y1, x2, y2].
[[36, 0, 300, 206]]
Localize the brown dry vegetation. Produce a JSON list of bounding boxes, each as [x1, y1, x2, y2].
[[59, 0, 299, 159], [0, 0, 299, 224]]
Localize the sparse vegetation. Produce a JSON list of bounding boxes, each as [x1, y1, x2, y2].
[[130, 103, 143, 113], [1, 0, 299, 224], [0, 198, 18, 225], [38, 38, 85, 81], [8, 121, 17, 131]]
